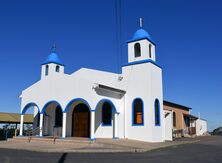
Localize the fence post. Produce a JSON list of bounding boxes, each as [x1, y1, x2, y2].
[[5, 129, 8, 141], [15, 129, 17, 137]]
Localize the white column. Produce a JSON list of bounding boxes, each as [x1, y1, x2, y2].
[[90, 111, 95, 140], [62, 112, 67, 138], [19, 114, 24, 136], [114, 113, 119, 139], [39, 113, 44, 137]]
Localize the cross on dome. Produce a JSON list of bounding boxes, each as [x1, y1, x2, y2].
[[51, 44, 56, 53], [139, 18, 143, 28]]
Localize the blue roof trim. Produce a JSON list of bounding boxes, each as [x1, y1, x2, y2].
[[122, 59, 162, 69], [95, 99, 118, 113], [127, 37, 156, 45], [41, 62, 65, 66], [41, 100, 63, 114], [21, 102, 40, 115], [64, 98, 92, 113]]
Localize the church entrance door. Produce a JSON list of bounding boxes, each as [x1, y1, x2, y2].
[[72, 103, 90, 137]]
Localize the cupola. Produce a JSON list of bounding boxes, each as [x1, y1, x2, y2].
[[41, 46, 65, 79], [127, 18, 156, 63]]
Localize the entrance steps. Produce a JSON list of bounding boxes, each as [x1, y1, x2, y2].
[[7, 136, 92, 144]]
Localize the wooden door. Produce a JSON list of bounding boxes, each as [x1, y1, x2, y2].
[[72, 112, 90, 137]]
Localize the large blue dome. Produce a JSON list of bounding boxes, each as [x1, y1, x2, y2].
[[127, 28, 154, 43], [42, 52, 63, 65]]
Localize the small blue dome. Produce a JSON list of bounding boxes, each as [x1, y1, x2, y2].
[[127, 28, 154, 43], [42, 52, 63, 65]]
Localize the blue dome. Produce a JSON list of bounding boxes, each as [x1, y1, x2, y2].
[[127, 28, 154, 43], [42, 52, 63, 65]]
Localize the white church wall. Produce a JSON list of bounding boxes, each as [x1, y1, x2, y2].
[[128, 39, 156, 63], [21, 69, 125, 138], [118, 97, 125, 138], [21, 74, 94, 113], [41, 63, 64, 79], [66, 109, 72, 137], [122, 63, 155, 142], [94, 103, 114, 138], [92, 95, 124, 139], [72, 68, 121, 91], [149, 64, 165, 142]]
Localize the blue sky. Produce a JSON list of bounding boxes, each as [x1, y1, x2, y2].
[[0, 0, 221, 131]]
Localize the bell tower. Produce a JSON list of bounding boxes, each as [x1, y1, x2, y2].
[[123, 19, 164, 142], [41, 45, 64, 79], [127, 18, 156, 63]]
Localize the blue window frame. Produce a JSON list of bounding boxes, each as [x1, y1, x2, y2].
[[102, 102, 112, 126], [155, 99, 160, 126], [132, 98, 144, 126]]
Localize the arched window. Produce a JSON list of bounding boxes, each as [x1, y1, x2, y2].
[[134, 43, 141, 57], [173, 112, 176, 127], [102, 102, 112, 125], [132, 98, 143, 125], [149, 44, 152, 58], [45, 65, 49, 76], [55, 106, 63, 127], [56, 65, 60, 72], [155, 99, 160, 126]]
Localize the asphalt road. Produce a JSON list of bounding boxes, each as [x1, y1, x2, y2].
[[0, 136, 221, 163]]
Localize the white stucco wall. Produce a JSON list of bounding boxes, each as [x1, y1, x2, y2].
[[121, 62, 164, 142], [20, 35, 165, 142], [196, 119, 208, 136], [94, 102, 114, 138], [128, 39, 156, 63], [21, 66, 126, 139], [41, 63, 64, 79], [164, 110, 173, 141]]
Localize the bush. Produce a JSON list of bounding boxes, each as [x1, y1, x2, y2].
[[0, 128, 17, 140]]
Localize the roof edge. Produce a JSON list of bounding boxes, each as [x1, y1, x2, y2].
[[41, 62, 65, 66], [126, 37, 156, 45], [163, 100, 192, 111]]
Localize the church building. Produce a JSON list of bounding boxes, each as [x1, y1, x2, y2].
[[19, 24, 169, 142]]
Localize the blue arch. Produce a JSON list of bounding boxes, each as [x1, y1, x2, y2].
[[41, 100, 63, 114], [64, 98, 92, 113], [154, 98, 161, 126], [95, 99, 118, 113], [21, 102, 40, 115], [132, 98, 144, 126]]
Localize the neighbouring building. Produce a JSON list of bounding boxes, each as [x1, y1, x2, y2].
[[196, 118, 208, 136], [163, 101, 208, 138]]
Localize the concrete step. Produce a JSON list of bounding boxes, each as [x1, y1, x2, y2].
[[7, 137, 30, 142], [8, 136, 92, 144]]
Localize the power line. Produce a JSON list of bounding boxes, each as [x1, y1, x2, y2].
[[115, 0, 122, 73]]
